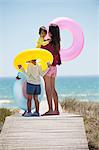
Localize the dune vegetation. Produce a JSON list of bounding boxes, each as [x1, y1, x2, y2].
[[0, 108, 17, 132], [61, 99, 99, 150]]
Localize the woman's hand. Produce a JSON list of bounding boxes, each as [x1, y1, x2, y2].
[[47, 39, 51, 42]]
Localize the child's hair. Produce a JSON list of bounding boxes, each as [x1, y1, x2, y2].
[[39, 26, 47, 35], [49, 24, 60, 54]]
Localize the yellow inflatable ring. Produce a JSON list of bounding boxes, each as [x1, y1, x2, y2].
[[13, 48, 53, 71]]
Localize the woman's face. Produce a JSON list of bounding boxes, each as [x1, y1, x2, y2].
[[48, 31, 52, 37]]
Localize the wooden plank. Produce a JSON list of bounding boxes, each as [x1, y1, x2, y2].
[[0, 113, 89, 150]]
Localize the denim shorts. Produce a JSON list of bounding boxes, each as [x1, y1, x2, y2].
[[27, 82, 41, 95]]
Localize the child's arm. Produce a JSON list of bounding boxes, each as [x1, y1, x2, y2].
[[36, 37, 43, 48], [36, 37, 49, 48], [38, 66, 48, 77], [38, 63, 50, 77], [18, 65, 31, 77], [41, 40, 49, 46]]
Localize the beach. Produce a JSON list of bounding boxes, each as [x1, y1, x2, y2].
[[0, 76, 99, 149]]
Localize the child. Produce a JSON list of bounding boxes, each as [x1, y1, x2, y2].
[[36, 26, 49, 48], [18, 60, 50, 117]]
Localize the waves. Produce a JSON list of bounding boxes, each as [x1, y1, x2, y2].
[[0, 76, 99, 105]]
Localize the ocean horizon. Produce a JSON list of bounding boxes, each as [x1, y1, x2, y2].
[[0, 75, 99, 108]]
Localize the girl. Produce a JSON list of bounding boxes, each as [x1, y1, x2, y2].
[[41, 24, 61, 115], [36, 26, 49, 48]]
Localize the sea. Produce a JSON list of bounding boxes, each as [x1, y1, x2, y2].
[[0, 76, 99, 108]]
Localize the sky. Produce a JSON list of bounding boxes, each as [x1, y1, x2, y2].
[[0, 0, 99, 77]]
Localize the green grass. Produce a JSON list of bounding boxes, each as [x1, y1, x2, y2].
[[0, 108, 13, 123], [61, 98, 99, 150], [0, 108, 15, 132]]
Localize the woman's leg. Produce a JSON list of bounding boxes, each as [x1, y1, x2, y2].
[[43, 75, 53, 112], [51, 77, 59, 114], [27, 95, 32, 113], [33, 95, 39, 113]]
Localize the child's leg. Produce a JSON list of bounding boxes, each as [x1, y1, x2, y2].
[[33, 95, 39, 113], [27, 95, 32, 113]]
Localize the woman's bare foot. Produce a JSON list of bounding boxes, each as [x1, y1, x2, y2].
[[41, 110, 60, 116], [53, 110, 60, 115]]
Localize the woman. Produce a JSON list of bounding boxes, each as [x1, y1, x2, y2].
[[41, 24, 61, 115]]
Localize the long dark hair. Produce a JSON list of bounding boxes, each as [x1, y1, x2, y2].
[[49, 24, 60, 54]]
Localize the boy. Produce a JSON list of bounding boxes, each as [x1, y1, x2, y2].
[[18, 59, 50, 117]]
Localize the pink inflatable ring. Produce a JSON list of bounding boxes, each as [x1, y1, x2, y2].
[[50, 17, 84, 61]]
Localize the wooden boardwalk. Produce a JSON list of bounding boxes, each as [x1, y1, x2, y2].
[[0, 113, 89, 150]]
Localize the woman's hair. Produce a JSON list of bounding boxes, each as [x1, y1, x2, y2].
[[49, 24, 60, 54], [39, 26, 47, 35]]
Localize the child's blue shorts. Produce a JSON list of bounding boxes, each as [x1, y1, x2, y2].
[[27, 82, 41, 95]]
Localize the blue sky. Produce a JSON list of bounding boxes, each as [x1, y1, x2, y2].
[[0, 0, 99, 77]]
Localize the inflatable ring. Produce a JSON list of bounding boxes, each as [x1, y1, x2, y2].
[[50, 17, 84, 61], [13, 72, 44, 110], [13, 48, 53, 71]]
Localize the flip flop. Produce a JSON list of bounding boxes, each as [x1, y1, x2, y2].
[[41, 110, 60, 116]]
